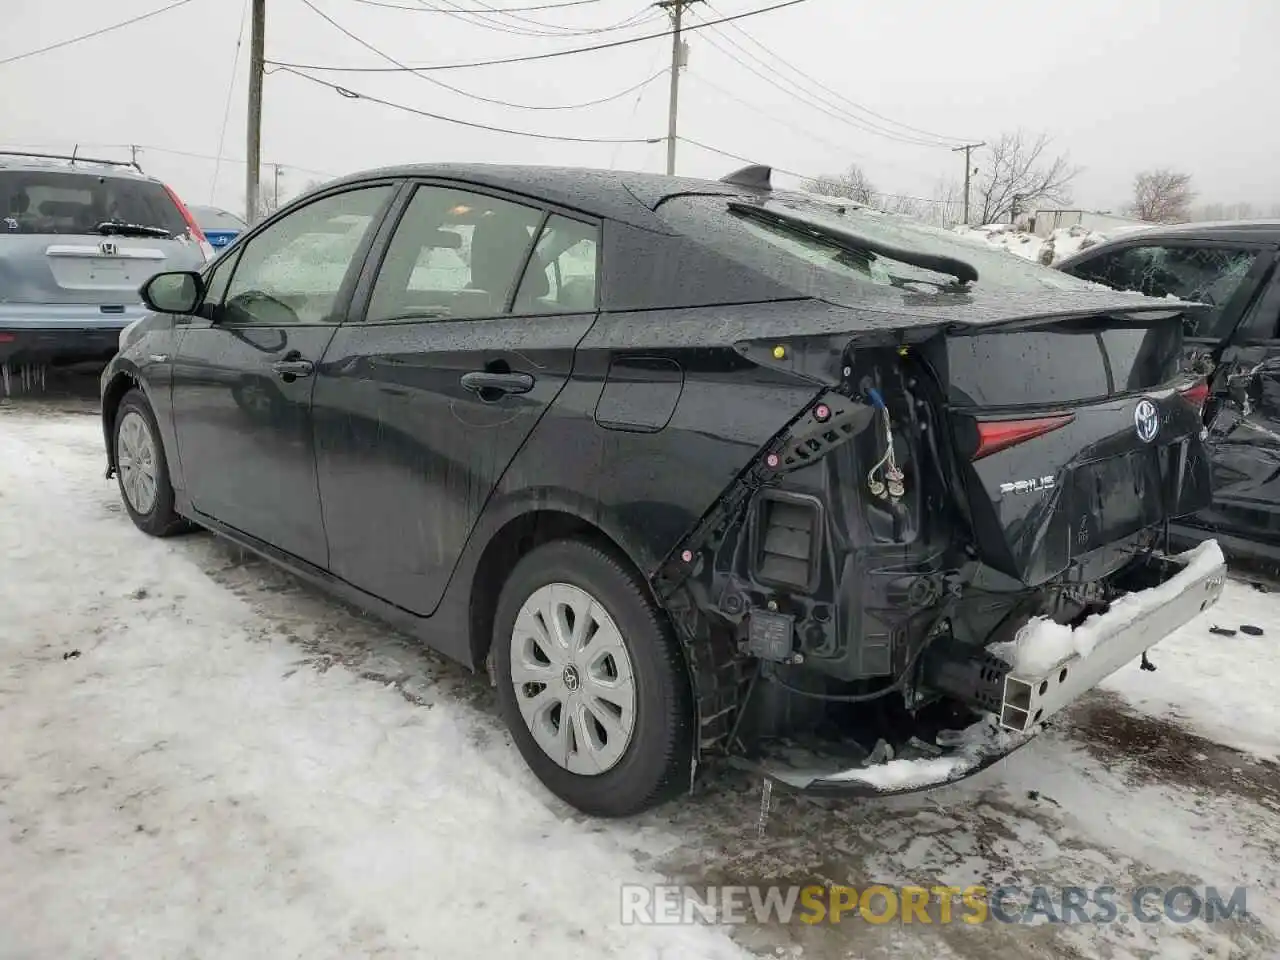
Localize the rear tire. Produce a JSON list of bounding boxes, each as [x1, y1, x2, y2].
[[492, 538, 693, 817], [113, 388, 188, 537]]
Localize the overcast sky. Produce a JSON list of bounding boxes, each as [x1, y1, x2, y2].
[[5, 0, 1277, 221]]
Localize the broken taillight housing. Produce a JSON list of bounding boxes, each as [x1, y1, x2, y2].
[[1178, 378, 1210, 412], [971, 414, 1075, 461]]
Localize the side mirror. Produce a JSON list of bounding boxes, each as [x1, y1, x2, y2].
[[140, 271, 203, 315]]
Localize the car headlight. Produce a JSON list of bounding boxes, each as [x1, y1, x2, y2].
[[118, 317, 144, 352]]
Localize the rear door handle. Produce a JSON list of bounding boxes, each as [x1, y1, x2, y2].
[[460, 371, 534, 396], [271, 359, 314, 379]]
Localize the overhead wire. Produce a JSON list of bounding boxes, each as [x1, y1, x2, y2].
[[342, 0, 610, 12], [297, 0, 667, 110], [211, 0, 253, 202], [419, 0, 661, 37], [689, 16, 954, 149], [704, 0, 970, 146], [266, 0, 819, 72], [277, 66, 663, 143], [677, 136, 959, 205], [0, 0, 204, 68]]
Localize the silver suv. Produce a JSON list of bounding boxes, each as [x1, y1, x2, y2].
[[0, 151, 211, 378]]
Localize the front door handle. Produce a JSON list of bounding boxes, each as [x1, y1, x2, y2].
[[460, 370, 534, 397], [271, 358, 314, 380]]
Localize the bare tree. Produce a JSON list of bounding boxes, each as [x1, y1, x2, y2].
[[973, 131, 1080, 226], [804, 163, 877, 204], [1128, 169, 1195, 223]]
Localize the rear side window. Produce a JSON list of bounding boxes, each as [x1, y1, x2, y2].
[[946, 318, 1183, 408], [0, 170, 188, 238], [1067, 244, 1259, 338], [513, 215, 599, 313]]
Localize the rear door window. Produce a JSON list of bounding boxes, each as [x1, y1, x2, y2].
[[1067, 243, 1261, 337], [0, 169, 188, 238], [367, 185, 544, 322]]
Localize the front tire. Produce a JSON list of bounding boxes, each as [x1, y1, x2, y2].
[[113, 388, 188, 537], [493, 539, 693, 817]]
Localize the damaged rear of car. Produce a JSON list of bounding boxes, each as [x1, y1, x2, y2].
[[645, 176, 1226, 796]]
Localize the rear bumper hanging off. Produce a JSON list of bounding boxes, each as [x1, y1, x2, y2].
[[998, 542, 1226, 732], [735, 541, 1226, 798]]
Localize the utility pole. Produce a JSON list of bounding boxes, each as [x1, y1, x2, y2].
[[656, 0, 701, 176], [951, 141, 984, 225], [246, 0, 266, 224], [273, 163, 283, 210]]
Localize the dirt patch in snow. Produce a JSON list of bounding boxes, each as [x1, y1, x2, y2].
[[1066, 692, 1280, 809]]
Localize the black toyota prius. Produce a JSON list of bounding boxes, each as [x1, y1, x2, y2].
[[101, 163, 1226, 817]]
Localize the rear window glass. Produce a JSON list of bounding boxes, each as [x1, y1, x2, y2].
[[946, 320, 1183, 407], [655, 195, 1104, 297], [0, 169, 188, 238], [191, 206, 247, 232]]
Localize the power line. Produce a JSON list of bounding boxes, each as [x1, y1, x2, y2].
[[0, 0, 204, 68], [212, 0, 253, 202], [343, 0, 610, 11], [277, 67, 663, 143], [266, 0, 819, 72], [419, 0, 660, 37], [677, 137, 959, 205], [704, 0, 969, 146], [690, 17, 950, 148], [298, 0, 666, 109], [685, 70, 858, 164]]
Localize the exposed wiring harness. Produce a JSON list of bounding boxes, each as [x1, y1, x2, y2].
[[864, 386, 904, 499]]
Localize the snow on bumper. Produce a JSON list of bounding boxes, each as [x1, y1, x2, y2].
[[994, 540, 1227, 733]]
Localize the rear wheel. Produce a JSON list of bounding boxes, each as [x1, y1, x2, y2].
[[114, 389, 188, 537], [492, 539, 693, 817]]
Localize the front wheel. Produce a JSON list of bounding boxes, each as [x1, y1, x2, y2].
[[113, 388, 188, 537], [492, 539, 694, 817]]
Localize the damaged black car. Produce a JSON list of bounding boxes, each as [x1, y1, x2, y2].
[[100, 163, 1227, 817]]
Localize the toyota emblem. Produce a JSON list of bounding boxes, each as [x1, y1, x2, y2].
[[1134, 399, 1160, 444]]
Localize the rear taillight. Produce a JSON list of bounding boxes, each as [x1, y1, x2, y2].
[[162, 183, 215, 261], [1179, 379, 1210, 412], [972, 414, 1075, 461], [0, 333, 14, 343]]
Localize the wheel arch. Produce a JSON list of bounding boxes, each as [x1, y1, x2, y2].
[[100, 365, 146, 468], [466, 503, 669, 672]]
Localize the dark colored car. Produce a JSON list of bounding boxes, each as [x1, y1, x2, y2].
[[0, 151, 211, 380], [1057, 222, 1280, 562], [99, 164, 1226, 817]]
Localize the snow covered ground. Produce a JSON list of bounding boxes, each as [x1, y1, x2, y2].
[[2, 396, 1279, 959]]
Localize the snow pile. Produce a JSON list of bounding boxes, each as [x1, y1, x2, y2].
[[0, 414, 744, 960], [954, 222, 1112, 266], [990, 540, 1226, 675]]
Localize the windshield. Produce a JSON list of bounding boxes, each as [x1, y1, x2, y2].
[[0, 169, 189, 238], [656, 194, 1105, 298]]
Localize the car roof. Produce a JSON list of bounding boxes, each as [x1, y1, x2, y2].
[[0, 154, 157, 183], [326, 163, 743, 230], [1090, 219, 1280, 244]]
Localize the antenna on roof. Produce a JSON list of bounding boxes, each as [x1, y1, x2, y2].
[[720, 164, 772, 191]]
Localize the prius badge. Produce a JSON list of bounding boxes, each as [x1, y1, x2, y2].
[[1134, 399, 1160, 444]]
